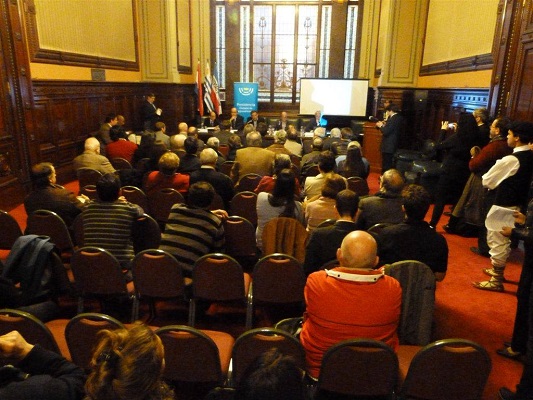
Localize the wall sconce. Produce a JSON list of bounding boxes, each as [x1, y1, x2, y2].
[[226, 0, 239, 5]]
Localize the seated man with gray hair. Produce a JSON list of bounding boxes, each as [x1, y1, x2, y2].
[[73, 137, 116, 174], [190, 148, 234, 210], [266, 130, 292, 155], [323, 127, 342, 151], [206, 136, 226, 170], [230, 131, 275, 183]]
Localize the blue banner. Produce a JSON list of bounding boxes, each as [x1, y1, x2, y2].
[[234, 82, 258, 121]]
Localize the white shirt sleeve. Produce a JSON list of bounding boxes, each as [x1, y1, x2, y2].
[[482, 155, 519, 189]]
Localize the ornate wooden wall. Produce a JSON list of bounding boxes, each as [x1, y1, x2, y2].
[[31, 80, 196, 181], [375, 87, 490, 150]]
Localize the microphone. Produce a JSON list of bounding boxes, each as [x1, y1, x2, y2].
[[368, 116, 379, 122]]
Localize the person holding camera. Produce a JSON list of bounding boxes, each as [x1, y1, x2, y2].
[[0, 330, 85, 400]]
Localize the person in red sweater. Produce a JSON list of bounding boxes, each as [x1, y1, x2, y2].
[[299, 230, 402, 379], [143, 151, 189, 195], [105, 127, 138, 163]]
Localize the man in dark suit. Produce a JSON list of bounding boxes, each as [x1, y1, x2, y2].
[[274, 111, 294, 131], [140, 92, 162, 131], [305, 110, 326, 132], [204, 111, 221, 129], [303, 189, 359, 276], [376, 104, 404, 173], [246, 110, 266, 129], [229, 107, 244, 130], [190, 148, 234, 210]]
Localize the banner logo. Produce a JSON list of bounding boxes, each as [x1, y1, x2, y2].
[[238, 87, 255, 96]]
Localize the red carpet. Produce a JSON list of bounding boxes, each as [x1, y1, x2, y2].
[[5, 175, 524, 398]]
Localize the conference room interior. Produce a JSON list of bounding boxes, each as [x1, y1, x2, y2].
[[0, 0, 532, 398]]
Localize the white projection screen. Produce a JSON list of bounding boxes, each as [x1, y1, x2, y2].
[[299, 79, 369, 116]]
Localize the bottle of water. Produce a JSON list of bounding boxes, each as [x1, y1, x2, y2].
[[300, 125, 305, 136]]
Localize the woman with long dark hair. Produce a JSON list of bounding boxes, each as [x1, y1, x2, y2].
[[256, 168, 303, 249], [338, 144, 369, 179]]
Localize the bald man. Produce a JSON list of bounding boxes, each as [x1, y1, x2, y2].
[[300, 231, 402, 379], [229, 107, 244, 130], [73, 137, 116, 174]]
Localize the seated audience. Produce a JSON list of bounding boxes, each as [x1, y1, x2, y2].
[[105, 127, 138, 164], [178, 136, 201, 174], [337, 141, 370, 179], [169, 133, 186, 157], [266, 130, 292, 156], [159, 182, 227, 275], [187, 127, 206, 153], [131, 133, 157, 170], [144, 152, 189, 195], [231, 131, 275, 183], [82, 173, 143, 269], [206, 136, 226, 170], [284, 125, 302, 156], [303, 151, 343, 200], [377, 184, 448, 281], [323, 127, 342, 151], [0, 330, 85, 400], [190, 148, 234, 210], [354, 168, 405, 230], [254, 153, 301, 196], [303, 189, 359, 276], [233, 348, 307, 400], [300, 231, 402, 379], [85, 323, 175, 400], [154, 121, 171, 148], [300, 136, 323, 176], [73, 137, 116, 175], [227, 134, 243, 161], [256, 169, 304, 250], [24, 162, 85, 227], [216, 120, 233, 145], [304, 174, 346, 232]]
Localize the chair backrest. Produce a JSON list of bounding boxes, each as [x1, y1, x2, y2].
[[121, 185, 149, 212], [189, 253, 249, 326], [289, 153, 301, 167], [70, 247, 128, 297], [0, 210, 22, 250], [231, 327, 306, 386], [261, 217, 308, 263], [223, 216, 257, 259], [79, 184, 98, 200], [316, 218, 336, 229], [132, 249, 185, 299], [235, 173, 263, 193], [155, 325, 223, 384], [192, 253, 246, 302], [131, 213, 161, 254], [318, 339, 398, 397], [230, 191, 258, 227], [400, 339, 491, 400], [0, 309, 60, 363], [384, 260, 436, 345], [220, 161, 234, 177], [147, 188, 185, 226], [367, 222, 394, 238], [111, 157, 133, 170], [251, 253, 306, 305], [77, 168, 103, 193], [65, 312, 125, 370], [26, 210, 75, 253], [346, 176, 370, 196], [72, 213, 84, 247]]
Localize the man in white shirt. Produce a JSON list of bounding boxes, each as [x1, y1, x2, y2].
[[473, 121, 533, 292]]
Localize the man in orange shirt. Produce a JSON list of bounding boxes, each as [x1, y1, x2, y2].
[[300, 230, 402, 379]]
